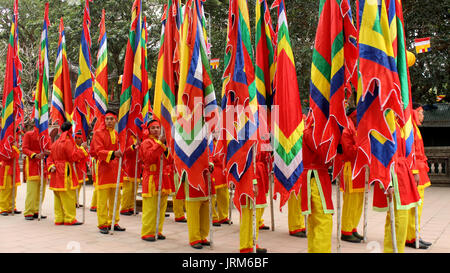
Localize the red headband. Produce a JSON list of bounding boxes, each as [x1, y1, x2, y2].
[[105, 113, 117, 118], [148, 120, 160, 127]]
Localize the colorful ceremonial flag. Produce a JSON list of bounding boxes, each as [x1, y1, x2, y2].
[[210, 58, 220, 69], [388, 0, 414, 166], [73, 0, 95, 141], [308, 0, 358, 177], [118, 0, 144, 149], [141, 17, 153, 124], [33, 2, 51, 150], [414, 37, 430, 53], [153, 0, 181, 151], [220, 0, 258, 211], [271, 0, 304, 208], [0, 0, 23, 157], [173, 0, 218, 194], [93, 9, 108, 125], [353, 0, 404, 189], [51, 17, 73, 127]]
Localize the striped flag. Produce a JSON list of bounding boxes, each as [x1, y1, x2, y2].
[[141, 17, 153, 124], [220, 0, 258, 211], [118, 0, 144, 149], [50, 17, 73, 127], [414, 37, 430, 53], [387, 0, 414, 166], [353, 0, 404, 189], [271, 0, 304, 208], [93, 9, 108, 124], [173, 0, 218, 193], [153, 0, 181, 151], [33, 2, 51, 151], [308, 0, 358, 177], [0, 0, 23, 157], [73, 0, 95, 141]]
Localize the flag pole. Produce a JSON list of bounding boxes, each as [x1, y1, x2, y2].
[[267, 160, 275, 231], [336, 175, 342, 253], [415, 206, 420, 249], [11, 121, 17, 216], [388, 193, 398, 253], [228, 183, 234, 225], [252, 144, 258, 253], [363, 165, 369, 243], [133, 145, 139, 216], [83, 172, 86, 223], [155, 154, 164, 240], [207, 170, 214, 249], [38, 157, 44, 221], [110, 144, 123, 235]]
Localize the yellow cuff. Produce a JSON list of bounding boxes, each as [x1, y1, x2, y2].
[[79, 147, 88, 157], [154, 139, 167, 151], [31, 153, 37, 159], [106, 151, 114, 163], [12, 146, 20, 154], [48, 164, 55, 172], [412, 169, 420, 174]]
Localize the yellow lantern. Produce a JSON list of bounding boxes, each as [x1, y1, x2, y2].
[[407, 50, 416, 67]]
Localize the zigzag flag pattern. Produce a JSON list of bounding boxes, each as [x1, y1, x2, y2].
[[51, 17, 73, 127], [33, 2, 51, 151], [271, 0, 304, 208], [173, 0, 218, 194], [220, 0, 258, 211], [387, 0, 415, 167], [308, 0, 358, 180], [0, 0, 23, 157], [93, 9, 108, 124], [153, 0, 181, 151], [353, 0, 404, 190], [118, 0, 144, 149], [73, 0, 95, 142], [141, 16, 152, 125]]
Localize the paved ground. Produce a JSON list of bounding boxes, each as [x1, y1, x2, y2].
[[1, 182, 449, 253]]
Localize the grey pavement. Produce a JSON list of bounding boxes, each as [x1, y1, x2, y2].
[[1, 182, 449, 253]]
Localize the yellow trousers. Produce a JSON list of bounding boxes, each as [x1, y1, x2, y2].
[[406, 187, 425, 244], [90, 187, 98, 209], [186, 200, 210, 245], [97, 187, 121, 229], [0, 176, 18, 213], [173, 197, 186, 221], [341, 191, 364, 235], [239, 202, 264, 252], [120, 181, 137, 213], [306, 177, 333, 253], [383, 196, 409, 253], [24, 180, 47, 217], [141, 194, 168, 238], [288, 192, 305, 234], [212, 186, 229, 223], [54, 189, 77, 224]]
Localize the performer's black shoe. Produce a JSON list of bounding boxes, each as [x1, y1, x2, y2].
[[213, 222, 221, 227], [256, 247, 267, 253], [290, 231, 307, 238], [201, 240, 211, 246], [157, 234, 166, 240], [175, 218, 187, 223], [76, 204, 83, 208], [341, 234, 361, 243], [165, 213, 170, 217], [99, 228, 109, 234], [14, 210, 21, 214], [259, 225, 270, 230], [353, 231, 364, 240], [65, 221, 83, 226], [25, 216, 34, 220], [142, 236, 155, 242], [0, 212, 8, 216], [113, 225, 126, 231], [191, 243, 203, 249], [405, 241, 428, 249], [120, 211, 133, 216], [222, 219, 232, 225], [90, 207, 97, 212], [420, 238, 432, 246], [33, 213, 47, 219]]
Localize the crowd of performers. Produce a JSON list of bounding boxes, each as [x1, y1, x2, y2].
[[0, 103, 432, 253]]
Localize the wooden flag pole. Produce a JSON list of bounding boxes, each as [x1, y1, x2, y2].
[[83, 172, 86, 223], [133, 144, 139, 216], [110, 145, 123, 235], [267, 160, 275, 231], [228, 183, 234, 225], [363, 165, 369, 243], [252, 144, 258, 253], [207, 171, 214, 249], [38, 158, 44, 221], [388, 194, 398, 253], [11, 122, 17, 216], [155, 154, 164, 240], [415, 206, 420, 249], [336, 176, 342, 253]]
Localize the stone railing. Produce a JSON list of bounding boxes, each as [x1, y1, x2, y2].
[[425, 146, 450, 186]]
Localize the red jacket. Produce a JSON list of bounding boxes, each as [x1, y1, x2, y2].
[[22, 129, 47, 181], [90, 128, 123, 189], [47, 132, 88, 191], [210, 140, 227, 189], [412, 121, 430, 188], [0, 146, 20, 189], [123, 135, 142, 182]]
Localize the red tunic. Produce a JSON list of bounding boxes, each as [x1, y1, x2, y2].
[[0, 146, 20, 189], [123, 135, 142, 183], [210, 140, 227, 189], [75, 145, 89, 184], [255, 141, 270, 206], [412, 121, 430, 188], [90, 128, 123, 189], [22, 129, 47, 181], [300, 125, 334, 214], [339, 119, 365, 192], [47, 132, 88, 191], [139, 136, 172, 197]]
